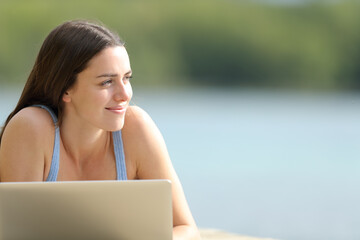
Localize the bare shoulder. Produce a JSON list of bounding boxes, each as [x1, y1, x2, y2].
[[122, 106, 164, 159], [3, 107, 55, 141], [0, 107, 55, 181], [122, 105, 164, 144], [123, 105, 154, 132], [122, 105, 172, 178]]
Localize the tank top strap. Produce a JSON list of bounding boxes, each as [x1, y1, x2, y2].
[[32, 105, 60, 181], [112, 131, 127, 180]]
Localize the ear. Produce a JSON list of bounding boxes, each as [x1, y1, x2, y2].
[[62, 91, 71, 103]]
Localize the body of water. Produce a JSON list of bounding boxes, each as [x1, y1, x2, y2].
[[1, 86, 359, 240]]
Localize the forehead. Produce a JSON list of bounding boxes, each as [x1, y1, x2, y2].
[[83, 46, 131, 75]]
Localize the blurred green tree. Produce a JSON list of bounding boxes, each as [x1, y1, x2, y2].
[[0, 0, 359, 90]]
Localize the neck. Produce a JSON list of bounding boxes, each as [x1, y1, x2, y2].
[[59, 115, 111, 167]]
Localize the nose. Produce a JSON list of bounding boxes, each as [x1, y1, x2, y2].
[[113, 81, 131, 102]]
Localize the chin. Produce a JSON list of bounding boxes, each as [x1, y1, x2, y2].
[[106, 122, 125, 132]]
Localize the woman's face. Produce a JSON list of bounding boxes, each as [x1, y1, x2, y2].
[[64, 46, 133, 131]]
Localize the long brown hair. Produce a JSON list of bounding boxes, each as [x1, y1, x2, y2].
[[0, 20, 124, 144]]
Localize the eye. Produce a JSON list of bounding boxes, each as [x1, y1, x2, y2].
[[124, 75, 133, 82], [101, 79, 113, 86]]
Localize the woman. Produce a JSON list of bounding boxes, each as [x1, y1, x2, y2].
[[0, 20, 200, 240]]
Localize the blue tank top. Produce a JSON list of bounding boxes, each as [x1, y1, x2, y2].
[[32, 105, 127, 181]]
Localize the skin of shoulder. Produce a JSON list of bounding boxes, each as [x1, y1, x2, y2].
[[0, 107, 55, 182], [122, 105, 172, 179], [122, 106, 201, 240]]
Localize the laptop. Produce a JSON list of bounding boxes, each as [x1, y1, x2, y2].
[[0, 180, 172, 240]]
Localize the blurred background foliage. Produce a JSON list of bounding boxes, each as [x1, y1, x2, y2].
[[0, 0, 360, 90]]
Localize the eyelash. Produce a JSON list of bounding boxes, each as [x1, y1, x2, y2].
[[100, 76, 133, 86], [101, 79, 113, 86], [124, 76, 133, 81]]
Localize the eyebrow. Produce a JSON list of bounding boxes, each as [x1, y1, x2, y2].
[[96, 71, 132, 78]]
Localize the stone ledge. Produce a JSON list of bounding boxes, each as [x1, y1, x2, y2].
[[199, 229, 277, 240]]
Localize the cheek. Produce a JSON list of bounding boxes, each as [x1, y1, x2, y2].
[[95, 90, 111, 103], [78, 89, 110, 111]]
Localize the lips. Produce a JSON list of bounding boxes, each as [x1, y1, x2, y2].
[[105, 105, 127, 114]]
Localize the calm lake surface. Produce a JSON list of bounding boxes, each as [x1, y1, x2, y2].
[[1, 86, 359, 240]]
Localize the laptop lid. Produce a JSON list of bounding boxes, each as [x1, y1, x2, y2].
[[0, 180, 172, 240]]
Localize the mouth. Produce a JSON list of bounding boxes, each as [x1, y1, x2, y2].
[[105, 105, 127, 114]]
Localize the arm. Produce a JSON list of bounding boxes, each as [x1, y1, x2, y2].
[[122, 106, 201, 240], [0, 107, 53, 182]]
